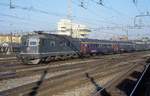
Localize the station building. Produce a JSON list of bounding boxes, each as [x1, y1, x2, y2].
[[0, 35, 21, 44], [0, 34, 21, 54]]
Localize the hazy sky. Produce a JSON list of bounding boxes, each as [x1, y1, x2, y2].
[[0, 0, 150, 39]]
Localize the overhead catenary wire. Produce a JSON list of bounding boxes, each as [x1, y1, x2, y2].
[[90, 0, 133, 25], [132, 0, 142, 14], [79, 0, 88, 9], [0, 2, 65, 30], [0, 13, 27, 20], [72, 0, 122, 26], [1, 0, 148, 37], [1, 1, 130, 27], [90, 0, 104, 6], [74, 16, 121, 27], [72, 0, 133, 37], [90, 0, 128, 17], [0, 13, 56, 25], [0, 18, 49, 30], [0, 1, 120, 33], [0, 0, 117, 33], [0, 13, 57, 31], [0, 2, 62, 30], [0, 3, 66, 17]]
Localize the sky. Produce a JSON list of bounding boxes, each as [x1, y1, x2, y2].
[[0, 0, 150, 39]]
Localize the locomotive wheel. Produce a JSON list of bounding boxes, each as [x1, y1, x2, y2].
[[20, 58, 28, 64], [29, 59, 41, 64], [45, 57, 51, 62], [21, 58, 41, 64]]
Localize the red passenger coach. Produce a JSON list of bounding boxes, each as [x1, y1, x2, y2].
[[112, 44, 119, 53], [80, 41, 99, 55], [80, 43, 89, 55]]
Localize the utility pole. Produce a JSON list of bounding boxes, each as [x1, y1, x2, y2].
[[10, 0, 15, 9], [7, 23, 13, 55], [67, 0, 72, 19], [126, 29, 129, 40], [122, 25, 129, 41], [10, 0, 12, 8], [67, 0, 73, 37], [10, 32, 13, 53], [134, 14, 150, 27]]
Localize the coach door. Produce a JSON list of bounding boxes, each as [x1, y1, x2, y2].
[[80, 43, 88, 54], [112, 44, 119, 53]]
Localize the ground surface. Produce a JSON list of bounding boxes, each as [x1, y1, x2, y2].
[[0, 51, 150, 96]]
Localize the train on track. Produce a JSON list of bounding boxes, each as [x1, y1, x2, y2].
[[18, 32, 150, 64]]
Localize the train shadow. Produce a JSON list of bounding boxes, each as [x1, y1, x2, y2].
[[86, 71, 142, 96], [26, 67, 142, 96], [28, 70, 48, 96], [85, 73, 110, 96], [115, 71, 142, 96]]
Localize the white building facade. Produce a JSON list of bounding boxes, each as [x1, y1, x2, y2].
[[57, 19, 91, 38]]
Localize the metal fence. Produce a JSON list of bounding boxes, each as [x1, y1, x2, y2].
[[0, 43, 20, 55]]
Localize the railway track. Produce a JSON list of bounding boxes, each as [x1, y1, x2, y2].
[[0, 61, 146, 96], [0, 51, 147, 71], [37, 62, 138, 96], [0, 51, 149, 96], [0, 58, 137, 96], [93, 61, 146, 96], [0, 51, 147, 80], [0, 59, 105, 80], [129, 63, 150, 96]]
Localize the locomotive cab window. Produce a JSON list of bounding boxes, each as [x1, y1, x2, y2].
[[29, 38, 39, 46], [30, 41, 37, 46], [29, 40, 39, 46]]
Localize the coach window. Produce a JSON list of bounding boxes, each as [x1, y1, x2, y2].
[[96, 44, 98, 48], [50, 41, 55, 47], [94, 44, 96, 48], [99, 44, 101, 47]]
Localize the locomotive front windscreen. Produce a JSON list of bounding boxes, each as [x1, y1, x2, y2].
[[29, 41, 37, 46], [28, 38, 39, 46]]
